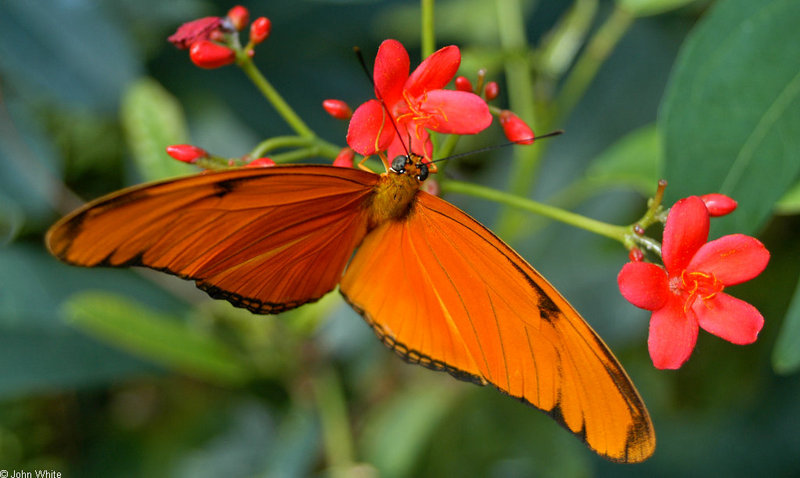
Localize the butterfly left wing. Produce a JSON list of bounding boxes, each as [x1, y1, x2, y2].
[[339, 191, 655, 463], [47, 166, 377, 314]]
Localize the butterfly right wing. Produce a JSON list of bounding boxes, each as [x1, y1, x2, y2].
[[47, 165, 378, 314]]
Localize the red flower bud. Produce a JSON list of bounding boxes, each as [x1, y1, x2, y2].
[[250, 17, 272, 45], [700, 193, 737, 217], [166, 144, 207, 163], [246, 157, 276, 168], [168, 17, 222, 49], [189, 40, 236, 69], [454, 76, 473, 92], [226, 6, 250, 31], [484, 81, 499, 101], [322, 99, 352, 120], [499, 110, 534, 145], [333, 148, 355, 168], [628, 248, 644, 262]]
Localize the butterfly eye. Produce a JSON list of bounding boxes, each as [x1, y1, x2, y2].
[[416, 162, 429, 181], [390, 155, 407, 174]]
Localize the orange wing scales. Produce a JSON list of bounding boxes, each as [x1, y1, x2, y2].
[[47, 166, 378, 315], [340, 191, 655, 463]]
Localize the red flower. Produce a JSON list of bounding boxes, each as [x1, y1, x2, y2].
[[617, 196, 769, 369], [347, 39, 492, 161], [168, 17, 224, 49]]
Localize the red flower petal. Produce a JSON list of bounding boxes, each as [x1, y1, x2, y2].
[[618, 262, 670, 311], [687, 234, 770, 286], [663, 196, 709, 274], [386, 126, 432, 160], [693, 292, 764, 345], [373, 39, 409, 107], [189, 40, 235, 69], [420, 89, 492, 135], [648, 297, 699, 369], [405, 45, 461, 98], [346, 99, 395, 155]]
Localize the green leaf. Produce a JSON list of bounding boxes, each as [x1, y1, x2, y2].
[[584, 123, 661, 195], [360, 381, 458, 478], [772, 277, 800, 374], [775, 180, 800, 214], [660, 0, 800, 236], [121, 78, 197, 181], [617, 0, 699, 17], [65, 291, 252, 386]]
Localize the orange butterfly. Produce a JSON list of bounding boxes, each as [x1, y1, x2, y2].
[[46, 155, 655, 463]]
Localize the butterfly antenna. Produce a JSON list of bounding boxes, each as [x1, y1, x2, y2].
[[430, 129, 565, 165], [354, 46, 412, 160]]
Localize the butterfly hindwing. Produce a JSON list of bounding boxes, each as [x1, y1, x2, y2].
[[47, 166, 378, 314], [339, 190, 655, 463]]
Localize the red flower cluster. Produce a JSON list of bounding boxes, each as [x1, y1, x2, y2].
[[168, 6, 271, 69], [346, 39, 492, 161], [618, 196, 769, 369]]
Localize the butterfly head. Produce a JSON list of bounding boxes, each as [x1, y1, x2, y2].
[[389, 154, 429, 182]]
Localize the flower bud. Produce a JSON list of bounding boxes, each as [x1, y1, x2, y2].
[[454, 76, 473, 92], [226, 6, 250, 31], [333, 148, 355, 168], [189, 40, 236, 69], [322, 99, 352, 120], [250, 17, 272, 45], [166, 144, 207, 163], [499, 110, 534, 145], [700, 193, 737, 217], [628, 248, 644, 262], [484, 81, 499, 101], [246, 157, 276, 168]]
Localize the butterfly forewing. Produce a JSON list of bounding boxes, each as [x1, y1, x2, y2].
[[340, 191, 655, 463], [47, 166, 377, 314]]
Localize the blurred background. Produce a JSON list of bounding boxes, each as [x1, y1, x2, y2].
[[1, 0, 799, 476]]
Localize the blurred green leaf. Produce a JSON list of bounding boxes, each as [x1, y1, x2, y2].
[[660, 0, 800, 236], [0, 0, 141, 110], [360, 382, 458, 478], [122, 78, 197, 181], [772, 276, 800, 374], [584, 123, 661, 195], [775, 180, 800, 215], [65, 291, 251, 386], [617, 0, 698, 17], [0, 244, 182, 396]]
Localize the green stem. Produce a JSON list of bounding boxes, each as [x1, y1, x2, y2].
[[238, 56, 316, 139], [270, 147, 324, 164], [442, 179, 628, 242], [248, 136, 314, 159], [554, 5, 633, 125], [313, 367, 355, 475], [421, 0, 435, 57]]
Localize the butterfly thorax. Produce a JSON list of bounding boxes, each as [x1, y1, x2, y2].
[[367, 160, 425, 229]]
